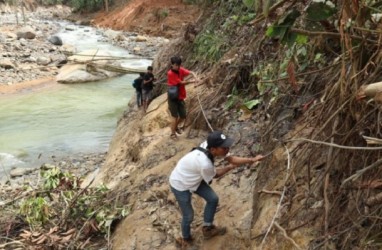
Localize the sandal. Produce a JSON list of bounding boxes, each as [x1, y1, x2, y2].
[[176, 127, 183, 134], [170, 133, 178, 140]]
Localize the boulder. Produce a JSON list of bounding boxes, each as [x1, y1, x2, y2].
[[16, 26, 36, 40], [59, 44, 76, 56], [10, 167, 35, 178], [36, 56, 51, 65], [5, 32, 17, 41], [0, 33, 5, 43], [65, 25, 76, 31], [56, 64, 120, 83], [0, 58, 15, 69], [48, 35, 63, 46], [104, 29, 122, 40], [50, 54, 67, 67], [19, 38, 27, 46], [135, 35, 148, 42]]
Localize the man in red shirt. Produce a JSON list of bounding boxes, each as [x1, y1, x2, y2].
[[167, 56, 198, 139]]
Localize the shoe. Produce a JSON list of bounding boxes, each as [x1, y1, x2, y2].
[[170, 133, 178, 140], [175, 237, 194, 249], [176, 127, 184, 134], [202, 225, 227, 239]]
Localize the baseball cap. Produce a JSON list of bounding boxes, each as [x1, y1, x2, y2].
[[207, 131, 234, 148]]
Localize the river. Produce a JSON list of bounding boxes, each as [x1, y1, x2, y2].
[[0, 21, 151, 174]]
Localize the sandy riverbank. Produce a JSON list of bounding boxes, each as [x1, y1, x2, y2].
[[0, 77, 58, 95]]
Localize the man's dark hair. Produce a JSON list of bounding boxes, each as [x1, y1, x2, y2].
[[139, 72, 145, 77], [147, 66, 153, 71], [170, 56, 182, 66]]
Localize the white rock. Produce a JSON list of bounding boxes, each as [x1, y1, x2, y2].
[[10, 167, 35, 178], [135, 35, 148, 42], [37, 56, 51, 65], [0, 58, 15, 69]]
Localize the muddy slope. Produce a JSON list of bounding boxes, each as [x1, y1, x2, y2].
[[92, 0, 201, 38], [94, 1, 382, 249]]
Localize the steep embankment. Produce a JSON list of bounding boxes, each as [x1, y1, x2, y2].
[[93, 1, 382, 249], [92, 0, 201, 38]]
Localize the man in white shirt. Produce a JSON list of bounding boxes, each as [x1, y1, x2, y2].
[[169, 131, 264, 248]]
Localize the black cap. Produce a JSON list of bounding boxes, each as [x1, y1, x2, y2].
[[207, 131, 234, 148]]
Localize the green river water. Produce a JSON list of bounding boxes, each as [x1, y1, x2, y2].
[[0, 21, 151, 173]]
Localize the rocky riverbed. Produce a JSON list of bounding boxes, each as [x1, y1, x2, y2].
[[0, 151, 105, 207], [0, 5, 168, 198], [0, 4, 169, 86]]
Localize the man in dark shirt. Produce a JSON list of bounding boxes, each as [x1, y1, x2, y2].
[[142, 66, 155, 112], [132, 73, 145, 108]]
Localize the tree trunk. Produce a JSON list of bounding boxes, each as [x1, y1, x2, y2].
[[21, 0, 26, 24], [104, 0, 108, 12]]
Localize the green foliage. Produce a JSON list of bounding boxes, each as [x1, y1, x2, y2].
[[306, 1, 336, 21], [154, 8, 169, 21], [226, 86, 239, 109], [67, 184, 126, 233], [160, 8, 169, 18], [182, 0, 217, 5], [244, 99, 261, 109], [40, 166, 78, 191], [243, 0, 275, 15], [38, 0, 63, 6], [20, 197, 50, 227], [243, 0, 255, 8], [70, 0, 104, 12], [194, 31, 227, 62], [266, 9, 309, 47], [251, 63, 280, 106], [229, 13, 256, 26], [18, 166, 128, 238], [266, 9, 302, 46]]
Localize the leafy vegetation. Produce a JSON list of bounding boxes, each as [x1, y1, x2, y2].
[[70, 0, 105, 12], [11, 167, 128, 248], [20, 197, 50, 227], [37, 0, 63, 6], [193, 31, 227, 62], [154, 8, 169, 21]]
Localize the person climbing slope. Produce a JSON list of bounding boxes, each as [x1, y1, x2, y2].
[[169, 131, 265, 248], [167, 56, 198, 139]]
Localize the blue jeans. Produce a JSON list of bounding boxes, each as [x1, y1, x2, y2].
[[136, 90, 142, 107], [171, 181, 219, 239]]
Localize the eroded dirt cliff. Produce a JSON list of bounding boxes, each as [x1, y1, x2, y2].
[[92, 0, 202, 38], [92, 0, 382, 249]]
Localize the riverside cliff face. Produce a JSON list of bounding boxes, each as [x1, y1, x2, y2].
[[87, 1, 338, 249], [91, 84, 313, 249], [91, 90, 265, 249]]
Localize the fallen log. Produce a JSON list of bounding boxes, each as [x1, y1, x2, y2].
[[88, 62, 146, 74]]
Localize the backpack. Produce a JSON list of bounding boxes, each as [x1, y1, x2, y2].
[[167, 85, 179, 101], [132, 79, 138, 89], [192, 146, 214, 164]]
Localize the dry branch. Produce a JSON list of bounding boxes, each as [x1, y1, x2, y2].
[[341, 158, 382, 187], [362, 135, 382, 145], [258, 189, 282, 196], [274, 222, 302, 250], [291, 28, 377, 43], [287, 138, 382, 150], [260, 145, 291, 250]]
